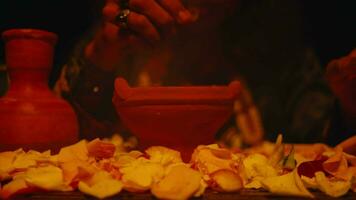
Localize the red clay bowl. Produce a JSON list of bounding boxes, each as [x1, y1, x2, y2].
[[113, 78, 241, 161]]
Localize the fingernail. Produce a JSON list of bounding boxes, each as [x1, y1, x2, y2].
[[178, 10, 193, 24]]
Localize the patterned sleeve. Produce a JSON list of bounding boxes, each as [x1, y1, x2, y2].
[[53, 25, 132, 140]]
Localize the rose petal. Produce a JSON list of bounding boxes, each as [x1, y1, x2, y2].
[[261, 170, 313, 198], [314, 171, 351, 197], [152, 164, 201, 200], [24, 166, 71, 191], [87, 139, 116, 159], [58, 140, 88, 163], [210, 169, 242, 192], [78, 171, 123, 199], [145, 146, 182, 166]]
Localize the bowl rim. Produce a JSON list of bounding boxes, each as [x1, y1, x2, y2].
[[113, 78, 241, 106]]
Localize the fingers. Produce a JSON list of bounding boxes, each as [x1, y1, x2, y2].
[[103, 1, 120, 21], [103, 0, 194, 42], [103, 22, 120, 41], [103, 2, 161, 43], [129, 0, 193, 25], [156, 0, 194, 24], [129, 0, 175, 35], [127, 12, 161, 43], [100, 21, 152, 51]]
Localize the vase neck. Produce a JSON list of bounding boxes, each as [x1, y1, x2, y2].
[[2, 29, 58, 98], [6, 68, 52, 98]]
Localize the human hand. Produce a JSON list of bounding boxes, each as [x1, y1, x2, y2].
[[85, 0, 194, 71], [326, 49, 356, 118], [103, 0, 194, 42]]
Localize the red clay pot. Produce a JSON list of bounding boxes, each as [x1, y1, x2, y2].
[[113, 78, 240, 161], [0, 29, 79, 152]]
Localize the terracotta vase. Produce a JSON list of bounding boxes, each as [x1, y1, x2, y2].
[[0, 29, 78, 152]]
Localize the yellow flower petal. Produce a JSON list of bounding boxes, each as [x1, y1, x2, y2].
[[58, 140, 88, 163], [24, 166, 71, 191], [152, 165, 201, 200], [78, 171, 123, 199], [261, 170, 313, 198]]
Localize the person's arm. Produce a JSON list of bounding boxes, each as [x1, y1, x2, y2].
[[325, 49, 356, 125], [324, 49, 356, 146]]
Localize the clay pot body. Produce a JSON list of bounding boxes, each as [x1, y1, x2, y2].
[[113, 78, 240, 161], [0, 29, 78, 152]]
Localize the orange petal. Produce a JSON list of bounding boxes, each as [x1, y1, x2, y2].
[[96, 160, 122, 180], [12, 150, 51, 170], [210, 169, 243, 192], [87, 139, 116, 159], [152, 164, 201, 200], [323, 147, 350, 180], [121, 159, 164, 192], [61, 160, 96, 186], [145, 146, 182, 166], [78, 171, 123, 199], [24, 166, 71, 191], [0, 151, 16, 181], [191, 145, 238, 175], [261, 170, 313, 197], [314, 171, 351, 197], [0, 179, 35, 199], [58, 140, 88, 163], [286, 143, 331, 160]]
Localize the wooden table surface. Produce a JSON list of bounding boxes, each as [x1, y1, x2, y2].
[[13, 189, 356, 200]]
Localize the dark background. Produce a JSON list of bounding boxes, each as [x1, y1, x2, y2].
[[301, 0, 356, 66], [0, 0, 355, 85]]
